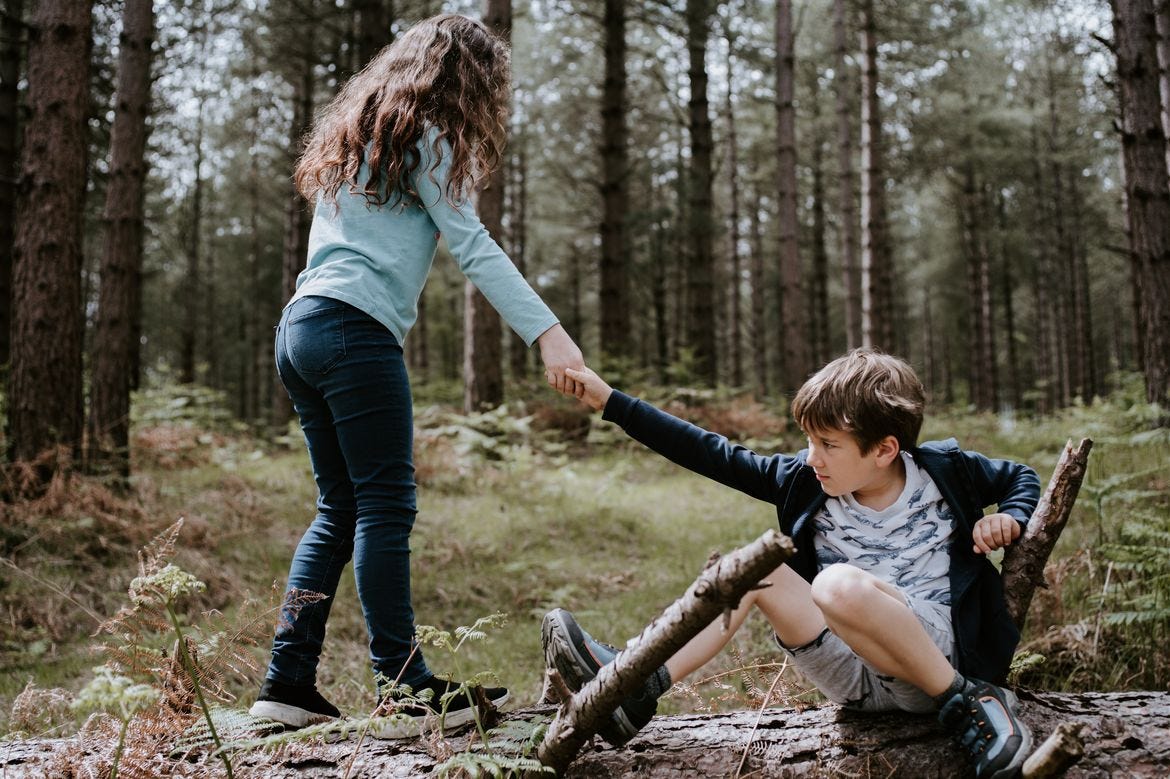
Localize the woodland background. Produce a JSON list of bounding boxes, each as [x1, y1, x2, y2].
[[0, 0, 1169, 774]]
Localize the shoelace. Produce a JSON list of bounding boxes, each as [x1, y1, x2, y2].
[[955, 694, 998, 757]]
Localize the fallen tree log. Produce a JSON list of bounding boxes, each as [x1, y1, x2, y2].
[[2, 691, 1166, 777]]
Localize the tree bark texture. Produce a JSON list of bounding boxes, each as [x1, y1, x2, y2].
[[774, 0, 807, 395], [87, 0, 154, 477], [1155, 1, 1170, 168], [462, 0, 510, 413], [749, 185, 768, 398], [508, 127, 528, 380], [858, 0, 894, 353], [960, 164, 996, 412], [537, 528, 797, 774], [810, 137, 830, 369], [724, 36, 743, 387], [273, 24, 316, 428], [7, 0, 92, 468], [833, 0, 861, 350], [354, 0, 391, 69], [0, 0, 23, 369], [685, 0, 717, 386], [1029, 121, 1056, 413], [1002, 438, 1094, 631], [5, 692, 1167, 777], [599, 0, 630, 364], [1112, 0, 1170, 407]]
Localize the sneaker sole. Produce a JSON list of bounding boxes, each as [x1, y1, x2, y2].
[[542, 609, 601, 692], [249, 700, 337, 728], [541, 610, 637, 746], [371, 691, 510, 740]]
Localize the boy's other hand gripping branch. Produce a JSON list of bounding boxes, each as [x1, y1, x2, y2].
[[972, 513, 1021, 555], [564, 367, 612, 411]]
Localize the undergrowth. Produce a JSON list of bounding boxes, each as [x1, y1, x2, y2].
[[1, 375, 1168, 770]]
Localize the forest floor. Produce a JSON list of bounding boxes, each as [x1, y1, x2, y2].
[[1, 377, 1168, 742]]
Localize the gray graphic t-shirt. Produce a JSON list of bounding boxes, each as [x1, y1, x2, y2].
[[812, 452, 956, 641]]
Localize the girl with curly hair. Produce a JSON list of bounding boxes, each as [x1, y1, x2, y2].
[[250, 14, 584, 738]]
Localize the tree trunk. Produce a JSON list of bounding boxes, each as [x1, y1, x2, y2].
[[1155, 1, 1169, 169], [6, 0, 91, 472], [810, 137, 830, 369], [1112, 0, 1170, 407], [1068, 170, 1098, 399], [748, 184, 768, 398], [858, 0, 894, 353], [462, 0, 509, 413], [685, 0, 716, 386], [179, 106, 204, 384], [959, 166, 996, 412], [833, 0, 861, 350], [0, 0, 24, 370], [508, 124, 528, 381], [1029, 121, 1056, 414], [774, 0, 806, 394], [273, 25, 316, 428], [354, 0, 391, 69], [87, 0, 153, 478], [725, 35, 743, 387], [996, 194, 1023, 411], [599, 0, 630, 365]]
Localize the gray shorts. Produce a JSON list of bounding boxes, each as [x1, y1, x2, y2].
[[777, 599, 955, 714]]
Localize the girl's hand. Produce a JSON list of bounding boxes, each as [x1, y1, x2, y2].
[[972, 513, 1022, 554], [564, 367, 612, 411], [537, 324, 585, 395]]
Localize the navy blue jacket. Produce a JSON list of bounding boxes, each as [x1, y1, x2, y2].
[[603, 391, 1040, 683]]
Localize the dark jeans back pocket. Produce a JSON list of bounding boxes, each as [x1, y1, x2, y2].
[[286, 297, 347, 375]]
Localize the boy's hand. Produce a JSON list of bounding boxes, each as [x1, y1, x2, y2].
[[972, 513, 1022, 554], [564, 366, 613, 411], [537, 324, 585, 395]]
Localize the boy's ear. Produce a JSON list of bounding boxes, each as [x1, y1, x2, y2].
[[874, 435, 901, 466]]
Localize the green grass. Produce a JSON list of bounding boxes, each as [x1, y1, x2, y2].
[[2, 378, 1168, 736]]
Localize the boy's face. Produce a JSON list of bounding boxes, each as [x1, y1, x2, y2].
[[803, 427, 900, 499]]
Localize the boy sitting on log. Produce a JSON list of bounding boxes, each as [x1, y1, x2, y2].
[[545, 349, 1038, 779]]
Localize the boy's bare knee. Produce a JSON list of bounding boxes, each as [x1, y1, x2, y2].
[[810, 564, 872, 616]]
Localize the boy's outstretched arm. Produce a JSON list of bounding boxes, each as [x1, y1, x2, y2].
[[565, 366, 612, 411], [564, 368, 797, 505]]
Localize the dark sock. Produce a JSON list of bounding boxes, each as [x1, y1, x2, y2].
[[645, 665, 672, 698], [931, 670, 967, 709]]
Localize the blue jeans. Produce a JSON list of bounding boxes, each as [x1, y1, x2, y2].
[[266, 295, 430, 688]]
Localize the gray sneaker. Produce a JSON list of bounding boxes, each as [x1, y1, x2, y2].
[[938, 679, 1033, 779], [541, 608, 658, 746]]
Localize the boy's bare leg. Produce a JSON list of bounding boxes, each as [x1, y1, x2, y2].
[[666, 563, 826, 681], [810, 563, 955, 696]]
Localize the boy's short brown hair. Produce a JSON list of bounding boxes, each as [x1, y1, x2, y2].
[[791, 348, 925, 454]]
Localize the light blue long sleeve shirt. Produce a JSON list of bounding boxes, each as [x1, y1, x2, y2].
[[289, 130, 558, 347]]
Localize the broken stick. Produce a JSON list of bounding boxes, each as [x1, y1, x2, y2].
[[1002, 438, 1093, 631], [536, 528, 796, 775]]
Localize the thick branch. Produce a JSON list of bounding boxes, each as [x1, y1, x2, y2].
[[536, 528, 796, 774], [1002, 438, 1094, 630]]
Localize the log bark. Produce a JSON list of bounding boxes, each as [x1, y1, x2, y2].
[[538, 529, 796, 774], [3, 692, 1166, 778], [1002, 438, 1094, 631]]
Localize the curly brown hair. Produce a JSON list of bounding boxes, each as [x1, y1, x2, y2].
[[294, 14, 511, 210]]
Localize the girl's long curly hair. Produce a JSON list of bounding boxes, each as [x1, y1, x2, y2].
[[294, 14, 510, 209]]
